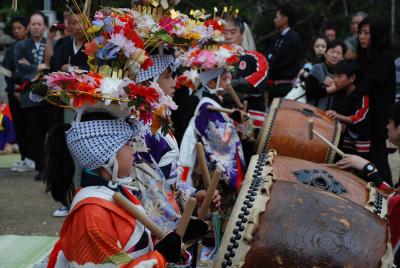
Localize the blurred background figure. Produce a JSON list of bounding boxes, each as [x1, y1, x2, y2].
[[1, 16, 34, 172], [323, 24, 337, 42], [265, 3, 303, 104], [345, 11, 368, 59]]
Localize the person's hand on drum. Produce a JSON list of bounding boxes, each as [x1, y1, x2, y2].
[[326, 110, 337, 119], [336, 154, 369, 171], [195, 189, 221, 209]]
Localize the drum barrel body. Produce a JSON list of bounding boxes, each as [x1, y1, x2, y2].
[[256, 98, 341, 163]]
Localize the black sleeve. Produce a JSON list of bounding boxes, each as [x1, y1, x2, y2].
[[305, 75, 327, 100], [50, 39, 68, 72], [268, 35, 302, 71], [2, 48, 15, 92], [365, 172, 384, 188], [357, 52, 394, 95]]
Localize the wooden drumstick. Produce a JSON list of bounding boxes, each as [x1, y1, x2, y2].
[[197, 169, 222, 220], [113, 192, 167, 240], [196, 142, 211, 188], [207, 105, 234, 114], [240, 100, 249, 139], [308, 119, 345, 158], [176, 197, 197, 238], [227, 85, 243, 109]]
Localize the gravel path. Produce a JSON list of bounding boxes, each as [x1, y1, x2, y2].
[[0, 169, 63, 236]]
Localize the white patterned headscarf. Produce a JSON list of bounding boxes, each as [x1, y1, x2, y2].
[[136, 54, 175, 83], [199, 67, 226, 94], [66, 119, 139, 183]]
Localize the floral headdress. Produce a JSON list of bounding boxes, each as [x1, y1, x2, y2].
[[35, 8, 175, 134], [189, 6, 240, 44], [175, 69, 200, 92], [132, 1, 214, 47], [178, 44, 243, 71]]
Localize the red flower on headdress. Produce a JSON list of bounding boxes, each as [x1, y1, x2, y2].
[[84, 41, 99, 57], [205, 19, 224, 32], [72, 82, 97, 107], [226, 55, 239, 65], [128, 84, 160, 123], [175, 75, 196, 90], [141, 55, 154, 70], [128, 84, 159, 103]]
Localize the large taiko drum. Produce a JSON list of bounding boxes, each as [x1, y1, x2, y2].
[[214, 153, 393, 268], [266, 151, 387, 218], [255, 98, 341, 163]]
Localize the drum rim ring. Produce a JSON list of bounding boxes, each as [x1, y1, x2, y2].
[[256, 98, 282, 154]]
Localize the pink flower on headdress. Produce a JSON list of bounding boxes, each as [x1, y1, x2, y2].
[[109, 32, 137, 57], [94, 11, 104, 20], [45, 72, 77, 87], [159, 16, 180, 34], [193, 50, 216, 69]]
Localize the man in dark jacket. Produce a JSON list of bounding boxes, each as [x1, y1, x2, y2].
[[49, 9, 89, 73], [1, 16, 35, 172], [266, 3, 303, 104]]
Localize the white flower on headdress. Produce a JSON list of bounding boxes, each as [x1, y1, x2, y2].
[[132, 12, 156, 37], [109, 32, 137, 58], [100, 77, 129, 105], [150, 81, 178, 116], [215, 47, 233, 68]]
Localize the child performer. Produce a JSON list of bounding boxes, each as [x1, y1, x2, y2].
[[44, 114, 182, 267], [326, 59, 371, 159], [136, 53, 221, 211], [179, 45, 246, 224]]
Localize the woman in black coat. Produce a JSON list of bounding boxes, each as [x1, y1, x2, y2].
[[355, 16, 396, 185]]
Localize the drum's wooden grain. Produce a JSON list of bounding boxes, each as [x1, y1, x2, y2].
[[243, 181, 387, 268]]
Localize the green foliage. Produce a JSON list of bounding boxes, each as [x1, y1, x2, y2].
[[1, 0, 398, 56]]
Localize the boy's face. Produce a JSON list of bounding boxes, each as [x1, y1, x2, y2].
[[274, 11, 288, 31], [387, 119, 400, 147], [68, 14, 86, 40], [207, 71, 230, 91], [334, 73, 353, 90], [12, 21, 28, 41]]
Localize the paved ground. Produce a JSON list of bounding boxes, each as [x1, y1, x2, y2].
[[0, 167, 63, 236]]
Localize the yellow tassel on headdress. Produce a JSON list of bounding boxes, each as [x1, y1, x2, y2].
[[83, 0, 91, 16], [11, 0, 17, 11]]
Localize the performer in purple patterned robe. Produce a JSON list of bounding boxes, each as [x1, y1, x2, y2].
[[180, 67, 246, 190], [136, 53, 202, 209]]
